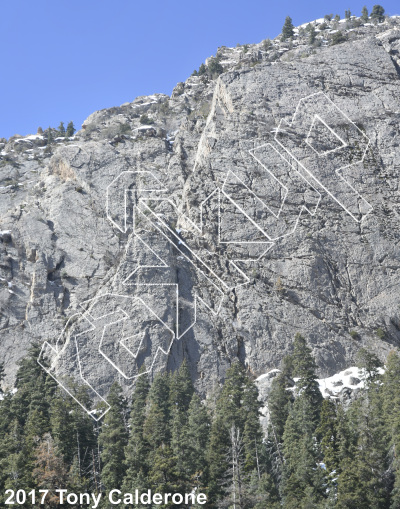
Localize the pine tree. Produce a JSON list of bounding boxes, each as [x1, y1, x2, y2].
[[0, 419, 26, 501], [337, 361, 388, 509], [67, 455, 90, 498], [357, 347, 382, 382], [268, 372, 294, 445], [69, 387, 97, 486], [281, 16, 294, 41], [143, 372, 171, 448], [148, 444, 180, 495], [208, 362, 262, 505], [316, 398, 339, 503], [45, 127, 54, 144], [50, 392, 75, 464], [123, 370, 150, 492], [66, 121, 76, 137], [292, 333, 323, 425], [336, 456, 368, 509], [185, 393, 210, 491], [98, 382, 128, 492], [169, 360, 194, 412], [371, 4, 385, 22], [281, 399, 326, 508], [345, 9, 351, 19], [207, 415, 230, 503], [58, 121, 66, 137], [207, 58, 224, 78], [280, 334, 325, 508], [316, 399, 339, 475], [308, 25, 316, 44], [169, 360, 195, 482], [215, 361, 247, 428], [361, 6, 369, 21], [252, 471, 280, 509], [243, 409, 264, 479], [382, 351, 400, 508]]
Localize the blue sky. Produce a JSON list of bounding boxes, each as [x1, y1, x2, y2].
[[1, 1, 398, 139]]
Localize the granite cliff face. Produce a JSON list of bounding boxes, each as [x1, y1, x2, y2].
[[1, 16, 400, 404]]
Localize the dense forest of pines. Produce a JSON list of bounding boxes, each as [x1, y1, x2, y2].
[[1, 335, 400, 508]]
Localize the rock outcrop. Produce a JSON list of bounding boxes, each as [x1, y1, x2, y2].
[[1, 16, 400, 405]]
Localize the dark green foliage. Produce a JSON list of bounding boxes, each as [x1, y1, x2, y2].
[[185, 393, 210, 488], [119, 122, 131, 134], [198, 63, 207, 75], [58, 121, 66, 136], [280, 334, 325, 508], [371, 4, 385, 22], [281, 16, 294, 41], [308, 25, 317, 44], [316, 399, 339, 475], [361, 6, 369, 21], [144, 371, 171, 447], [356, 346, 382, 381], [376, 327, 386, 339], [66, 121, 76, 137], [207, 57, 223, 78], [331, 31, 347, 46], [98, 382, 128, 491], [345, 9, 351, 19], [268, 372, 293, 443], [45, 126, 54, 144], [123, 371, 150, 496], [139, 114, 154, 125], [4, 344, 400, 507]]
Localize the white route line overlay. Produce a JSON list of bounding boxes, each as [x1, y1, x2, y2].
[[273, 91, 373, 222], [38, 91, 374, 419]]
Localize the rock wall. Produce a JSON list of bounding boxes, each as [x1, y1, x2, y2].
[[1, 19, 400, 404]]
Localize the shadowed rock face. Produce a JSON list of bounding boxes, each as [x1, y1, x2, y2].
[[1, 19, 400, 401]]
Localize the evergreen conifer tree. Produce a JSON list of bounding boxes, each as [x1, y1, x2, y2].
[[66, 121, 76, 137], [58, 121, 66, 137], [207, 415, 230, 503], [308, 25, 316, 44], [98, 382, 128, 493], [281, 16, 294, 41], [148, 444, 180, 495], [123, 370, 150, 491], [215, 361, 247, 428], [316, 399, 339, 474], [371, 4, 385, 22], [143, 372, 171, 448], [50, 392, 75, 464], [185, 393, 210, 491], [268, 372, 293, 445], [361, 6, 369, 21], [280, 334, 325, 507]]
